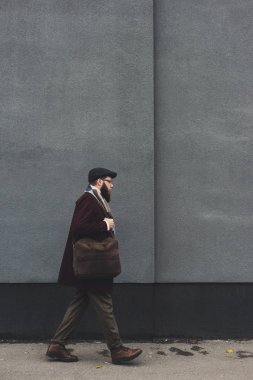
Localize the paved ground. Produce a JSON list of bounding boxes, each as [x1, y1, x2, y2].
[[1, 340, 253, 379]]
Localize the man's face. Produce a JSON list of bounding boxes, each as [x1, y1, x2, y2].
[[100, 177, 113, 202]]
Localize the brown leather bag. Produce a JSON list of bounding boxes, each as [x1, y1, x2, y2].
[[72, 236, 121, 279]]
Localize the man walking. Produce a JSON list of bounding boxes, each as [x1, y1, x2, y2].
[[46, 167, 142, 364]]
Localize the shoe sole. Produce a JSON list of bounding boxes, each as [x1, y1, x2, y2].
[[112, 350, 143, 364], [46, 352, 78, 362]]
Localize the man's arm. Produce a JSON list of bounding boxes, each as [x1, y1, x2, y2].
[[71, 196, 115, 240]]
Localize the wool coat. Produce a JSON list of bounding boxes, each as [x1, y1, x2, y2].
[[58, 191, 113, 293]]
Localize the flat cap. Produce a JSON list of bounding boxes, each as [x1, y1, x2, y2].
[[88, 167, 117, 183]]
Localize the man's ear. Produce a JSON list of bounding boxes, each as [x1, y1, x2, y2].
[[97, 178, 103, 187]]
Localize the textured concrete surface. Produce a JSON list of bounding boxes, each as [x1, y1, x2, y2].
[[0, 0, 154, 283], [1, 341, 253, 380], [1, 0, 253, 286], [155, 0, 253, 281]]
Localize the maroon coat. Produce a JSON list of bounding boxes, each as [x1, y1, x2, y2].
[[58, 192, 113, 293]]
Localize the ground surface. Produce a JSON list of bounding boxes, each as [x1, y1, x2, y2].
[[1, 340, 253, 379]]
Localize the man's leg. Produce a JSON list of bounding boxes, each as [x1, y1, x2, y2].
[[87, 291, 142, 364], [87, 291, 122, 350], [46, 289, 89, 362], [51, 289, 90, 344]]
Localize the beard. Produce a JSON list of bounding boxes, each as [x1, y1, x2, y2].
[[101, 182, 111, 202]]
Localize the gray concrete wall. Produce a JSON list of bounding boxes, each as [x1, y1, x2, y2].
[[1, 0, 253, 284], [155, 0, 253, 281], [0, 0, 154, 283]]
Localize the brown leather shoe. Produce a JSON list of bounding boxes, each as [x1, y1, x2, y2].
[[46, 343, 78, 362], [110, 345, 142, 364]]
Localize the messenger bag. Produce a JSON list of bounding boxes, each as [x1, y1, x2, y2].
[[72, 189, 121, 279], [72, 236, 121, 279]]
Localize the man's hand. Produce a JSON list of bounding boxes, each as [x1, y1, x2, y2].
[[104, 218, 115, 230]]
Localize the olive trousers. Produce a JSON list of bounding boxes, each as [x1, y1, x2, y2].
[[51, 289, 122, 350]]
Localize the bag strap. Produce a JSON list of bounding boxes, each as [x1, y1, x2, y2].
[[90, 190, 115, 239], [91, 190, 112, 217]]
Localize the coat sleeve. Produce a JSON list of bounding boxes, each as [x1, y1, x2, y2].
[[71, 196, 107, 240]]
